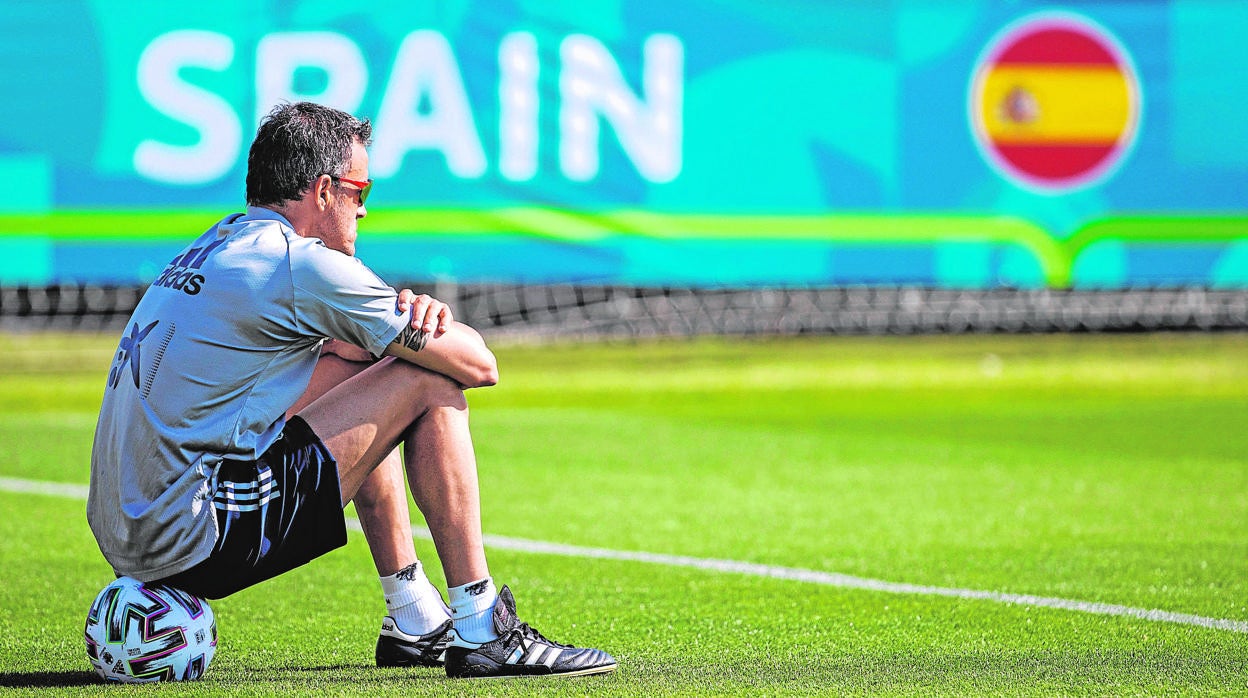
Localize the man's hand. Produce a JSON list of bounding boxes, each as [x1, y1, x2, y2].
[[321, 290, 454, 363], [396, 289, 452, 337], [384, 289, 497, 389]]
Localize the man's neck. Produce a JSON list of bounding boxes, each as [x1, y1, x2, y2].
[[258, 203, 310, 238]]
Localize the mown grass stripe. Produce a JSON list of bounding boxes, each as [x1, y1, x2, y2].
[[5, 475, 1243, 635]]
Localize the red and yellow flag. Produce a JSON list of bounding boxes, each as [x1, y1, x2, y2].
[[970, 14, 1140, 190]]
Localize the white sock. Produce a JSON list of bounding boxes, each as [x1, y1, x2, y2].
[[448, 577, 500, 643], [379, 561, 451, 636]]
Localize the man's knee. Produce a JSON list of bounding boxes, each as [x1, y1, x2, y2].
[[384, 358, 469, 410]]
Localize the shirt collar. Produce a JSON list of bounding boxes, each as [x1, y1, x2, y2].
[[242, 206, 295, 228]]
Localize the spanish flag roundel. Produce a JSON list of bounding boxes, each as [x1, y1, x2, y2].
[[969, 12, 1141, 191]]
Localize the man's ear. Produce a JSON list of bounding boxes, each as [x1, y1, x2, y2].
[[313, 174, 333, 211]]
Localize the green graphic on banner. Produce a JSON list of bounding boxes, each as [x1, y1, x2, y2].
[[4, 209, 1244, 287]]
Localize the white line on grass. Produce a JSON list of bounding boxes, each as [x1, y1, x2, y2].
[[6, 475, 1245, 634]]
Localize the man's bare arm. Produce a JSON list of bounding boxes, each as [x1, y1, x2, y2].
[[392, 324, 430, 353], [383, 321, 498, 388], [329, 290, 495, 388]]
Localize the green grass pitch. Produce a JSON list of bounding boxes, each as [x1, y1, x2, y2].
[[0, 331, 1245, 695]]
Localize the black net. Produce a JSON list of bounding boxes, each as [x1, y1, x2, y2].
[[4, 283, 1246, 339]]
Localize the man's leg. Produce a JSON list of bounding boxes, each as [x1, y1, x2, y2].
[[298, 356, 615, 678], [287, 352, 417, 577], [296, 357, 493, 641], [291, 351, 454, 667], [296, 356, 489, 588]]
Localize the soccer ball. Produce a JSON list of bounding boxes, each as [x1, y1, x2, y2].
[[84, 576, 217, 683]]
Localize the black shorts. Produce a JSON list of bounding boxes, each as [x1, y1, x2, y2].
[[157, 416, 348, 599]]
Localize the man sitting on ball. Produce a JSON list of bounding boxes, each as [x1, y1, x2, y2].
[[87, 101, 616, 679]]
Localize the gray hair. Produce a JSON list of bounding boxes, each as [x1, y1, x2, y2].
[[245, 102, 372, 207]]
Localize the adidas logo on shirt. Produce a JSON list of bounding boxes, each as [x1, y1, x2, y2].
[[152, 237, 226, 296]]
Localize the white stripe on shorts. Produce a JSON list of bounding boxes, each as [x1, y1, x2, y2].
[[212, 464, 277, 512]]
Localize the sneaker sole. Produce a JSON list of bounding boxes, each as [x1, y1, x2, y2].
[[376, 657, 444, 668], [455, 662, 617, 679]]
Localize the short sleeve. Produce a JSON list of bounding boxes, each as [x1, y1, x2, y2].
[[287, 239, 408, 356]]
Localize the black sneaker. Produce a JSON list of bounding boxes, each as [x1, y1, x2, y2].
[[376, 617, 453, 667], [444, 586, 617, 678]]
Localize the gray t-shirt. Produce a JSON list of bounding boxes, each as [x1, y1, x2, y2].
[[88, 207, 408, 580]]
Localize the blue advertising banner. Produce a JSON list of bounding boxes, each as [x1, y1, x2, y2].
[[0, 1, 1245, 287]]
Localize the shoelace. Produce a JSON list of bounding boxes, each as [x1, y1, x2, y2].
[[514, 622, 572, 649]]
